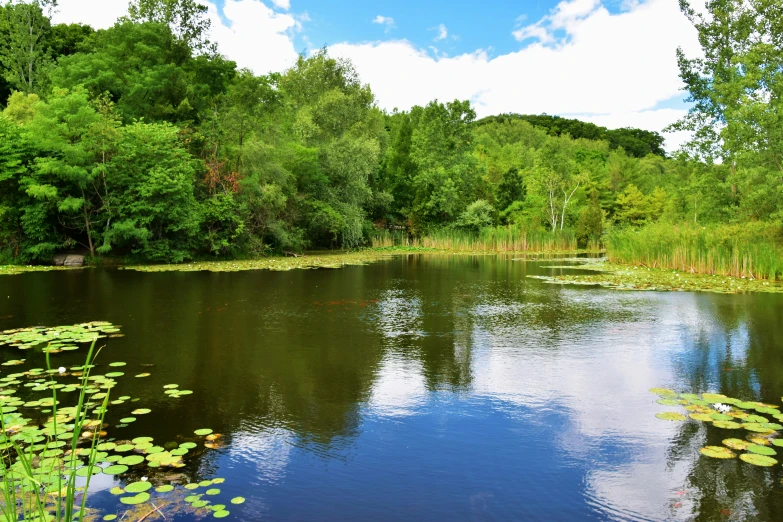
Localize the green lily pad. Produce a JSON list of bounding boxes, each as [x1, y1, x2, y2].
[[184, 483, 199, 490], [702, 393, 728, 403], [75, 466, 101, 477], [163, 384, 179, 389], [650, 388, 677, 397], [132, 408, 151, 415], [135, 373, 151, 378], [700, 446, 735, 459], [120, 492, 150, 505], [109, 362, 126, 367], [657, 399, 686, 406], [132, 436, 154, 444], [713, 421, 742, 429], [743, 423, 776, 434], [119, 417, 136, 424], [771, 439, 783, 447], [125, 481, 152, 493], [103, 516, 117, 521], [118, 455, 145, 466], [180, 442, 197, 449], [231, 497, 245, 505], [213, 511, 230, 518], [155, 485, 175, 493], [690, 413, 713, 422], [747, 444, 777, 456], [109, 486, 125, 495], [740, 453, 778, 466], [206, 488, 220, 495], [104, 465, 128, 475], [723, 438, 751, 451], [114, 444, 135, 452], [656, 412, 686, 422], [192, 500, 209, 508], [195, 428, 214, 436]]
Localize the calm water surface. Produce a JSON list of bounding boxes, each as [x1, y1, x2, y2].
[[1, 255, 782, 521]]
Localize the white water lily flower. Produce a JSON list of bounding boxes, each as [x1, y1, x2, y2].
[[141, 476, 148, 482], [58, 367, 66, 374]]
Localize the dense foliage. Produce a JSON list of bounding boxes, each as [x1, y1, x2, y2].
[[0, 0, 780, 264]]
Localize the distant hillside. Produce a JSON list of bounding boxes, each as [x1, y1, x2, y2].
[[475, 113, 666, 158]]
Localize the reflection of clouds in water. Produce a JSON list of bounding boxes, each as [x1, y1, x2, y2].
[[470, 290, 703, 520], [368, 352, 427, 417], [229, 427, 294, 486], [377, 289, 424, 338]]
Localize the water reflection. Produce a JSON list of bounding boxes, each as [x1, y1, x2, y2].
[[0, 256, 782, 520]]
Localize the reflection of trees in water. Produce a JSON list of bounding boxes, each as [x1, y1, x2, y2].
[[663, 293, 783, 521]]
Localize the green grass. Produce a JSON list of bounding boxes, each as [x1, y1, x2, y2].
[[371, 226, 580, 252], [605, 223, 783, 281]]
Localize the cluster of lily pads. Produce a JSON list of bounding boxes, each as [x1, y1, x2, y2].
[[652, 388, 783, 467], [0, 322, 243, 521]]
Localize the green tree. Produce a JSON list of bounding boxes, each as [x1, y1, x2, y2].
[[126, 0, 213, 52], [0, 0, 55, 94]]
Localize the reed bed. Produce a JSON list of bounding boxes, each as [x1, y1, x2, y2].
[[370, 226, 579, 252], [605, 223, 783, 281]]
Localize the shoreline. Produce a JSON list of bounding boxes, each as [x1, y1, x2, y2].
[[2, 251, 782, 293]]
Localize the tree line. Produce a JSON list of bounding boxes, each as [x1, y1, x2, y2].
[[0, 0, 780, 263]]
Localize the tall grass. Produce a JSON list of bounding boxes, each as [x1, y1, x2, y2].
[[370, 225, 579, 252], [605, 223, 783, 281], [0, 340, 108, 522]]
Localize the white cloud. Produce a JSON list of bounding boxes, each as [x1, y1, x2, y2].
[[270, 0, 290, 9], [207, 0, 299, 75], [434, 23, 448, 42], [328, 0, 701, 151], [372, 15, 395, 32], [51, 0, 127, 29]]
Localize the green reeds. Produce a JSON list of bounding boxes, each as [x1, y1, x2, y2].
[[0, 339, 108, 522], [370, 226, 579, 252], [605, 223, 783, 281]]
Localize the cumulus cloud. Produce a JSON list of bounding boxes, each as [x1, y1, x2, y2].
[[372, 15, 396, 32], [270, 0, 290, 9], [328, 0, 700, 151], [207, 0, 299, 75], [51, 0, 127, 29]]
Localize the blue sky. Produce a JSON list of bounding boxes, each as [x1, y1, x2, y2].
[[282, 0, 631, 58], [54, 0, 700, 150]]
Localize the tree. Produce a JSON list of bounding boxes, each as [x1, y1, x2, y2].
[[0, 0, 56, 94], [126, 0, 213, 52], [671, 0, 783, 174]]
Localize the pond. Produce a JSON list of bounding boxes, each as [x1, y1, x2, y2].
[[0, 254, 782, 521]]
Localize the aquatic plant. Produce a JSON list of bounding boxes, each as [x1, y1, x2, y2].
[[651, 388, 783, 467], [607, 223, 783, 281], [0, 322, 241, 520]]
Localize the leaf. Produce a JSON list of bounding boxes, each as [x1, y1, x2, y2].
[[740, 453, 778, 467], [700, 446, 735, 459], [231, 497, 245, 504], [656, 412, 686, 422]]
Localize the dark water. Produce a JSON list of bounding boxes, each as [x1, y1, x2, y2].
[[1, 254, 783, 521]]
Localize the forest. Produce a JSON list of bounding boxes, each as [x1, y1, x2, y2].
[[0, 0, 780, 277]]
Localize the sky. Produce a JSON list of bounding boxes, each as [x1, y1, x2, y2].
[[52, 0, 703, 151]]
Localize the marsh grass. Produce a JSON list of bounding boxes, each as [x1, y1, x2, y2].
[[606, 223, 783, 281], [371, 226, 579, 252], [0, 340, 108, 522]]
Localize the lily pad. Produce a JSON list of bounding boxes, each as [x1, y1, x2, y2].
[[120, 492, 150, 505], [690, 413, 713, 422], [131, 408, 151, 415], [747, 444, 777, 456], [723, 439, 751, 451], [155, 485, 175, 493], [700, 446, 735, 459], [213, 511, 230, 518], [657, 398, 686, 406], [118, 455, 145, 466], [206, 488, 220, 495], [650, 388, 677, 398], [231, 497, 245, 504], [195, 428, 214, 436], [713, 420, 742, 429], [125, 481, 152, 493], [740, 453, 778, 466], [656, 412, 686, 422], [104, 465, 128, 475]]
